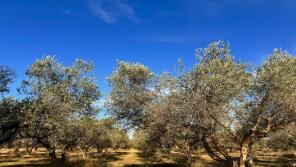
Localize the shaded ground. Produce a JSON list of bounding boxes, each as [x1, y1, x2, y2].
[[254, 151, 296, 167], [0, 148, 295, 167]]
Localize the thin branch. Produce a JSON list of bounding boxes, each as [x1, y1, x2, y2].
[[207, 112, 241, 141], [279, 127, 296, 138]]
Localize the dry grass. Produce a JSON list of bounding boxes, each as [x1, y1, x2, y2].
[[0, 148, 295, 167]]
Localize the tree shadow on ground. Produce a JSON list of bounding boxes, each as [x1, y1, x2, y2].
[[3, 151, 128, 167], [254, 156, 296, 167], [123, 164, 182, 167]]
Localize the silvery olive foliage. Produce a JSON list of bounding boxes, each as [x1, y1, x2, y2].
[[147, 41, 250, 166], [20, 56, 101, 158], [106, 61, 155, 128], [235, 50, 296, 167]]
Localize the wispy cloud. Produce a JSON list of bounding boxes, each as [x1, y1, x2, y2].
[[88, 0, 137, 23], [62, 9, 72, 16], [89, 2, 114, 23]]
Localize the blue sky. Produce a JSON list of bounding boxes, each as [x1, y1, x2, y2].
[[1, 0, 296, 99]]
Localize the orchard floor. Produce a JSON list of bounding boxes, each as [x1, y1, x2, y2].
[[0, 148, 295, 167]]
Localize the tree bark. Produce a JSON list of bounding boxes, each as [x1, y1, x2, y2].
[[96, 146, 103, 156], [245, 141, 255, 167], [202, 136, 235, 167], [186, 157, 192, 167], [26, 145, 33, 155], [61, 151, 66, 162], [182, 141, 193, 167], [239, 142, 249, 167], [239, 113, 270, 167], [48, 147, 57, 160], [80, 148, 88, 159], [35, 138, 56, 160], [239, 134, 255, 167], [185, 149, 192, 167]]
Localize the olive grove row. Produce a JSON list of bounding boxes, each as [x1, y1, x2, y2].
[[0, 41, 295, 167]]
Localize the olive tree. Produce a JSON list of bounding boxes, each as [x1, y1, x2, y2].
[[236, 49, 296, 167], [77, 117, 125, 157], [147, 100, 204, 167], [172, 42, 296, 167], [131, 129, 152, 150], [106, 61, 155, 128], [137, 41, 248, 166], [20, 56, 101, 160], [109, 128, 130, 149], [153, 42, 248, 167], [0, 98, 21, 146], [0, 66, 20, 145], [191, 42, 250, 167], [51, 119, 83, 161]]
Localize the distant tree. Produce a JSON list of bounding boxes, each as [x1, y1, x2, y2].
[[20, 56, 101, 160], [77, 118, 97, 158], [131, 130, 150, 151], [91, 119, 113, 154], [109, 128, 130, 149], [77, 117, 114, 157]]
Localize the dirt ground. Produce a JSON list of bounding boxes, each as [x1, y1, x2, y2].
[[0, 148, 295, 167]]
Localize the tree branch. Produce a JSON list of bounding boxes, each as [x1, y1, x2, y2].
[[207, 112, 241, 141]]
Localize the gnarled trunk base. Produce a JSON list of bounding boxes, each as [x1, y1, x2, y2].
[[48, 148, 57, 160], [61, 151, 67, 162]]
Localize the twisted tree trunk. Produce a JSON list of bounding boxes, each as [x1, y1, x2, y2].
[[36, 138, 57, 160], [239, 139, 251, 167], [202, 136, 236, 167], [239, 129, 257, 167], [184, 143, 193, 167], [246, 142, 255, 167]]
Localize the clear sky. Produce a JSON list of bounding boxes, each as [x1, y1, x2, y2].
[[1, 0, 296, 98]]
